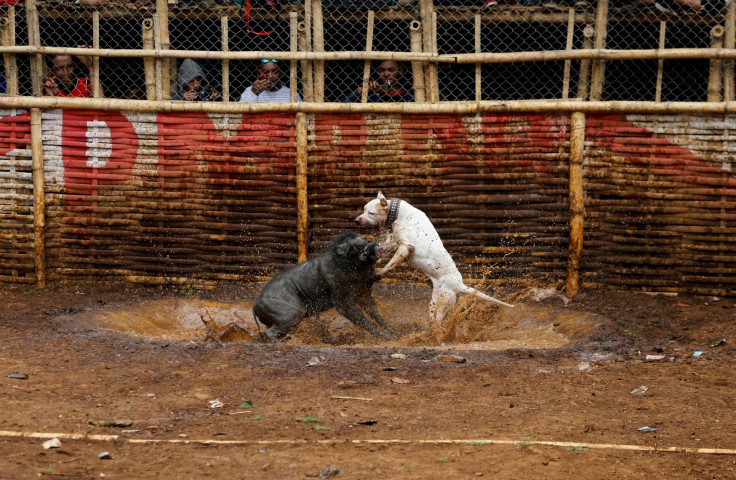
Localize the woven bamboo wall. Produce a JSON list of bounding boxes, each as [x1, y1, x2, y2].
[[0, 110, 33, 283], [584, 113, 736, 295], [1, 108, 735, 294]]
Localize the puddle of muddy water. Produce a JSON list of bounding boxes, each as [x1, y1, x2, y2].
[[71, 290, 604, 350]]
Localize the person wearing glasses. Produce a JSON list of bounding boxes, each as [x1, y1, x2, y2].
[[239, 59, 302, 103], [341, 60, 413, 103]]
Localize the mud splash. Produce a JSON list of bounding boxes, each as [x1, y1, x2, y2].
[[70, 287, 604, 350]]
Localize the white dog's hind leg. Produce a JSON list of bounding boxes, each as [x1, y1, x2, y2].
[[462, 286, 515, 308], [430, 286, 456, 325]]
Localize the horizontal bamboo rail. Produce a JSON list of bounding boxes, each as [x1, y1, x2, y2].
[[3, 97, 736, 114], [3, 45, 736, 63]]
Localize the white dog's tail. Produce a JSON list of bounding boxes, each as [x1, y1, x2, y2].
[[464, 287, 515, 308]]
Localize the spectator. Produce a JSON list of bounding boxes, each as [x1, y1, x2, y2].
[[634, 0, 722, 11], [172, 59, 221, 101], [341, 60, 414, 103], [239, 59, 302, 103], [42, 47, 103, 97]]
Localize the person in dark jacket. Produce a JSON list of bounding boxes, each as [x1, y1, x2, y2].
[[171, 59, 220, 101], [341, 60, 414, 103]]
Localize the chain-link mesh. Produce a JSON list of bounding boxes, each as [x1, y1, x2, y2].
[[0, 1, 732, 102]]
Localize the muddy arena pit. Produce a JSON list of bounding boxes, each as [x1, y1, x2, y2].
[[72, 285, 601, 349], [2, 281, 736, 480]]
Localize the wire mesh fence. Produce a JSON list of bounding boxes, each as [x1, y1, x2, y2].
[[0, 1, 733, 102]]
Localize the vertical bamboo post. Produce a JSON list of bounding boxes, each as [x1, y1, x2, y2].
[[31, 108, 45, 288], [723, 0, 735, 101], [155, 0, 171, 100], [420, 0, 437, 102], [92, 10, 101, 98], [474, 13, 481, 102], [221, 15, 230, 102], [362, 10, 375, 104], [562, 8, 575, 99], [142, 19, 155, 101], [589, 0, 609, 100], [311, 0, 324, 102], [26, 0, 42, 96], [1, 8, 18, 95], [289, 12, 298, 103], [708, 25, 724, 102], [576, 24, 594, 100], [409, 20, 425, 103], [297, 22, 313, 102], [296, 111, 309, 263], [430, 10, 438, 102], [566, 111, 586, 297], [654, 20, 666, 102]]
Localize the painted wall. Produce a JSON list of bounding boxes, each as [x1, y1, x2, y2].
[[1, 109, 733, 294]]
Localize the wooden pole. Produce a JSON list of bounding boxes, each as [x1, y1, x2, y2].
[[1, 8, 18, 95], [589, 0, 610, 101], [5, 45, 736, 64], [297, 22, 313, 102], [576, 25, 594, 100], [142, 19, 155, 101], [475, 13, 481, 102], [30, 108, 45, 288], [312, 0, 324, 102], [409, 20, 426, 103], [430, 10, 438, 102], [92, 10, 101, 98], [566, 111, 585, 298], [7, 96, 736, 115], [26, 0, 42, 97], [155, 0, 171, 101], [562, 8, 575, 100], [654, 21, 666, 102], [290, 12, 298, 103], [724, 0, 735, 101], [295, 111, 308, 263], [221, 15, 229, 102], [362, 10, 375, 104], [708, 25, 725, 102]]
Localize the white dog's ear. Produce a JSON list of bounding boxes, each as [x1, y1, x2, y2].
[[377, 191, 388, 207]]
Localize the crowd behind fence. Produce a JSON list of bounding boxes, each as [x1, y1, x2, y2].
[[0, 0, 734, 104]]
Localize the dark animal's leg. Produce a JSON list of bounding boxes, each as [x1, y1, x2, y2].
[[254, 301, 306, 342], [357, 294, 397, 337], [334, 300, 389, 339]]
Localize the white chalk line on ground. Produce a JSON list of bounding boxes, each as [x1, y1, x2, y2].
[[0, 430, 734, 455]]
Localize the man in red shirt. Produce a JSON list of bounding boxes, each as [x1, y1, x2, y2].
[[43, 46, 103, 98]]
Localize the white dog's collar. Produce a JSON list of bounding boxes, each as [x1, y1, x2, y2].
[[385, 199, 402, 231]]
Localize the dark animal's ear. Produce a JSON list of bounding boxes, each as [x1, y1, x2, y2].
[[378, 191, 388, 207]]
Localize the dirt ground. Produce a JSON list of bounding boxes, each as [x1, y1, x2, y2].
[[1, 279, 735, 480]]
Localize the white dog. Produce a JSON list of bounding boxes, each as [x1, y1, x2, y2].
[[355, 191, 513, 325]]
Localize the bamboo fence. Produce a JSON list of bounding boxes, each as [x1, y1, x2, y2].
[[0, 0, 735, 297]]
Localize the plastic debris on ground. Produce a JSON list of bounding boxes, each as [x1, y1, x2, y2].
[[306, 356, 321, 366], [390, 353, 407, 360], [645, 354, 665, 361], [637, 426, 657, 433], [42, 438, 61, 449], [97, 451, 112, 459], [208, 399, 224, 408], [711, 339, 726, 347], [692, 350, 705, 358]]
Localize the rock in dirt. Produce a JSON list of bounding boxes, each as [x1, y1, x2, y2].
[[310, 465, 340, 478], [97, 451, 112, 459], [7, 372, 28, 380]]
